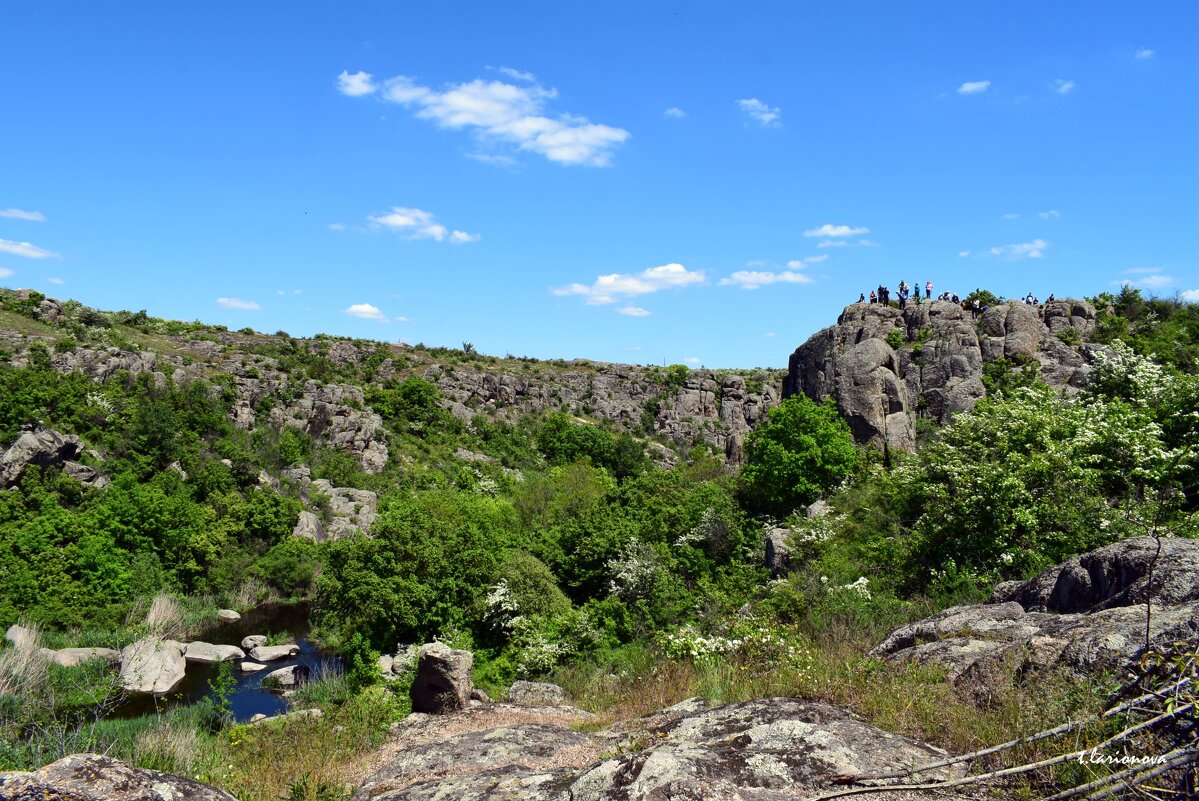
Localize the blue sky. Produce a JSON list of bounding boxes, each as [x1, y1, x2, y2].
[[2, 2, 1196, 368]]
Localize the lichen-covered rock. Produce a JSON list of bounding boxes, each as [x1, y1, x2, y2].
[[352, 698, 957, 800], [46, 647, 120, 668], [118, 638, 186, 695], [764, 527, 791, 578], [507, 681, 566, 707], [262, 665, 310, 688], [0, 753, 238, 800], [217, 608, 241, 623], [241, 634, 268, 650], [785, 299, 1099, 451], [410, 642, 473, 715]]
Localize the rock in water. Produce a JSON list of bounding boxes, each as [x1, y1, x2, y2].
[[249, 644, 300, 662], [263, 665, 310, 688], [119, 638, 186, 694], [217, 608, 241, 622], [184, 641, 246, 663], [409, 642, 473, 714], [241, 634, 268, 650], [0, 754, 238, 800]]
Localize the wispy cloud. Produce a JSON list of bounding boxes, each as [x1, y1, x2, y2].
[[791, 255, 828, 266], [345, 303, 388, 321], [552, 262, 704, 305], [663, 107, 686, 119], [720, 269, 815, 290], [338, 70, 630, 166], [959, 250, 972, 257], [1003, 213, 1020, 220], [1039, 209, 1061, 219], [216, 297, 261, 310], [1123, 266, 1163, 275], [367, 206, 479, 243], [987, 239, 1048, 260], [958, 80, 991, 95], [0, 267, 13, 278], [817, 240, 849, 249], [737, 98, 781, 127], [1119, 267, 1175, 290], [684, 357, 701, 365], [495, 66, 536, 83], [46, 277, 64, 285], [1181, 289, 1199, 302], [616, 306, 651, 317], [1052, 79, 1075, 94], [327, 223, 346, 231], [0, 238, 59, 259], [803, 224, 869, 238], [0, 208, 46, 222], [1136, 48, 1155, 59]]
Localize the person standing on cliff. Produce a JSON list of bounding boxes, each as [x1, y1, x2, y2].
[[925, 281, 933, 300]]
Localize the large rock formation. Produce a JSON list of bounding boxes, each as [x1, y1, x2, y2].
[[0, 428, 85, 488], [0, 753, 238, 800], [410, 642, 474, 715], [118, 638, 187, 695], [872, 536, 1199, 685], [784, 299, 1099, 451]]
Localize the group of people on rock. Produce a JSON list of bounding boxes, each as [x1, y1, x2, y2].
[[855, 285, 1059, 319], [857, 281, 939, 310]]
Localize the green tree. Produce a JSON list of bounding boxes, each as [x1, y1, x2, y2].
[[740, 396, 859, 516]]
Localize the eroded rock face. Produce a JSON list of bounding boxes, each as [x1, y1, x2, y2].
[[410, 642, 474, 715], [353, 698, 958, 801], [507, 681, 566, 707], [249, 644, 300, 662], [183, 642, 246, 664], [988, 536, 1199, 613], [118, 638, 186, 695], [0, 753, 238, 801], [0, 428, 85, 488], [873, 537, 1199, 685], [784, 299, 1098, 451]]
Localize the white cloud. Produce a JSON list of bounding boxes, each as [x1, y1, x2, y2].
[[496, 66, 536, 83], [616, 306, 651, 317], [1119, 273, 1175, 289], [663, 107, 686, 119], [858, 239, 880, 247], [958, 80, 991, 95], [345, 72, 630, 166], [394, 315, 412, 322], [1136, 49, 1155, 59], [684, 357, 702, 365], [216, 297, 261, 310], [737, 98, 781, 127], [1180, 289, 1199, 302], [46, 277, 64, 285], [788, 255, 828, 266], [1052, 79, 1075, 94], [0, 208, 46, 222], [1138, 274, 1175, 288], [345, 303, 388, 321], [1123, 266, 1163, 275], [987, 239, 1048, 259], [1039, 209, 1061, 219], [552, 262, 704, 305], [337, 70, 377, 97], [1003, 212, 1021, 220], [959, 250, 971, 257], [804, 224, 869, 238], [327, 223, 346, 231], [764, 332, 776, 337], [367, 206, 478, 243], [0, 239, 59, 259], [817, 240, 849, 248], [720, 270, 815, 290], [0, 267, 13, 278]]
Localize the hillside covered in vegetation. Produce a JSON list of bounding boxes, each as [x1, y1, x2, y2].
[[0, 285, 1196, 799]]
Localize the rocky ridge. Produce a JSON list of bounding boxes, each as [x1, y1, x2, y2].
[[785, 299, 1101, 451]]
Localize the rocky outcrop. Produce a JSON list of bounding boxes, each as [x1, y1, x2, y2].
[[0, 753, 237, 800], [764, 527, 792, 578], [118, 638, 187, 695], [410, 642, 474, 715], [288, 475, 378, 542], [263, 665, 310, 688], [988, 536, 1199, 613], [45, 647, 120, 668], [352, 697, 958, 800], [241, 634, 267, 650], [0, 428, 85, 488], [785, 299, 1099, 451], [507, 681, 567, 707], [873, 537, 1199, 685], [217, 609, 241, 623]]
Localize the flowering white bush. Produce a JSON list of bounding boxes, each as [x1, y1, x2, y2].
[[607, 539, 661, 601]]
